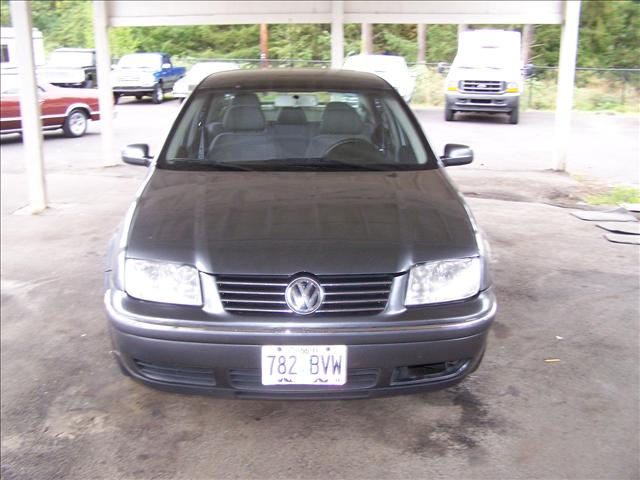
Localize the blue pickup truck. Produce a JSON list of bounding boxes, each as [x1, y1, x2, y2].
[[111, 53, 186, 104]]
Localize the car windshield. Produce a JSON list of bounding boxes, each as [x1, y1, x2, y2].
[[117, 53, 161, 70], [160, 89, 435, 171], [48, 51, 93, 67]]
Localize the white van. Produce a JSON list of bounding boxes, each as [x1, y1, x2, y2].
[[444, 30, 524, 124]]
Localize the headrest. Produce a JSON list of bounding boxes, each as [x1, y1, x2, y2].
[[232, 93, 260, 107], [223, 105, 265, 131], [320, 102, 364, 135], [277, 107, 307, 125]]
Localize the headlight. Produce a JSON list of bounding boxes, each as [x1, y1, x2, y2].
[[405, 258, 481, 306], [506, 82, 519, 93], [446, 80, 458, 91], [124, 259, 202, 306]]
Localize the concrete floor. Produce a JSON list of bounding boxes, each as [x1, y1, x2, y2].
[[1, 102, 639, 479]]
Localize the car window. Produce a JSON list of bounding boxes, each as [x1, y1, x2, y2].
[[161, 89, 435, 172]]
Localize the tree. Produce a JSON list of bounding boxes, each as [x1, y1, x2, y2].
[[0, 0, 636, 68]]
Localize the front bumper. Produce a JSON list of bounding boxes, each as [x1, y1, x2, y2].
[[113, 86, 156, 95], [105, 288, 496, 399], [446, 92, 519, 113]]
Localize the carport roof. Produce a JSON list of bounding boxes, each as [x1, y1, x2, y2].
[[198, 68, 392, 91]]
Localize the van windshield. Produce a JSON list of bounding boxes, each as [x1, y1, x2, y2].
[[160, 89, 436, 172]]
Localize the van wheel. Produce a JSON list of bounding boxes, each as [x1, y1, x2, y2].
[[509, 106, 519, 124], [63, 109, 88, 137], [152, 84, 163, 104], [445, 107, 455, 121]]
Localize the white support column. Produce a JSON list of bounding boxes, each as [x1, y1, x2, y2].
[[10, 0, 47, 213], [552, 0, 581, 171], [93, 0, 117, 166], [331, 0, 344, 68]]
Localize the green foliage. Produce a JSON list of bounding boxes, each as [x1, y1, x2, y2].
[[0, 0, 9, 27], [0, 0, 637, 69], [425, 25, 459, 63], [577, 0, 640, 69], [31, 0, 94, 51]]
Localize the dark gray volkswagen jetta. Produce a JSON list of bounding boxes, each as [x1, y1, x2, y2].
[[104, 69, 496, 399]]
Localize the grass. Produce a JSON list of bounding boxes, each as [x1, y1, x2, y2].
[[409, 66, 640, 114], [586, 186, 640, 205]]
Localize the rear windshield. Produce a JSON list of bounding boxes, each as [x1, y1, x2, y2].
[[159, 89, 436, 172]]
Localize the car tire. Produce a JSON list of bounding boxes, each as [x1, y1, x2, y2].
[[152, 84, 163, 104], [113, 93, 121, 104], [63, 109, 88, 138], [509, 105, 519, 124], [445, 107, 455, 121]]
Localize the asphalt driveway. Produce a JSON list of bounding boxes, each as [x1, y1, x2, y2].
[[1, 101, 638, 479]]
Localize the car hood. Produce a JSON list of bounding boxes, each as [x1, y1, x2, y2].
[[125, 169, 478, 275]]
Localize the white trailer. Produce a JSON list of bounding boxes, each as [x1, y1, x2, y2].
[[0, 26, 45, 71]]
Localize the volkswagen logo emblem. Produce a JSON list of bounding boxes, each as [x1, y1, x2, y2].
[[285, 276, 324, 315]]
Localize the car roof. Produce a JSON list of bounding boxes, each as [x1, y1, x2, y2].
[[198, 68, 393, 91]]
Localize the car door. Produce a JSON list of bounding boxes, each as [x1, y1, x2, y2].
[[162, 55, 178, 88], [0, 90, 21, 132], [39, 84, 68, 128]]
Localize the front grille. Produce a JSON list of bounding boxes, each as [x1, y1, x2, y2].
[[216, 274, 394, 316], [460, 80, 504, 93], [228, 368, 379, 390], [133, 359, 216, 386]]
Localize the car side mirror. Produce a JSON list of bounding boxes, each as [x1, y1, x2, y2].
[[436, 62, 448, 74], [122, 144, 152, 166], [522, 63, 534, 78], [162, 63, 171, 69], [441, 144, 473, 167]]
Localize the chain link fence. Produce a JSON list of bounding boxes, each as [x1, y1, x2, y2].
[[173, 57, 640, 114]]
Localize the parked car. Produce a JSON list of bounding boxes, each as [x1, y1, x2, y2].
[[343, 54, 416, 102], [37, 48, 97, 88], [172, 62, 240, 101], [105, 69, 495, 399], [111, 52, 186, 104], [0, 74, 99, 137], [444, 30, 524, 124]]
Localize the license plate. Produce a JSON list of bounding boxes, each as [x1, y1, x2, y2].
[[261, 345, 347, 386]]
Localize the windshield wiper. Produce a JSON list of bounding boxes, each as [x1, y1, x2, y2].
[[316, 158, 394, 171], [168, 160, 255, 171]]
